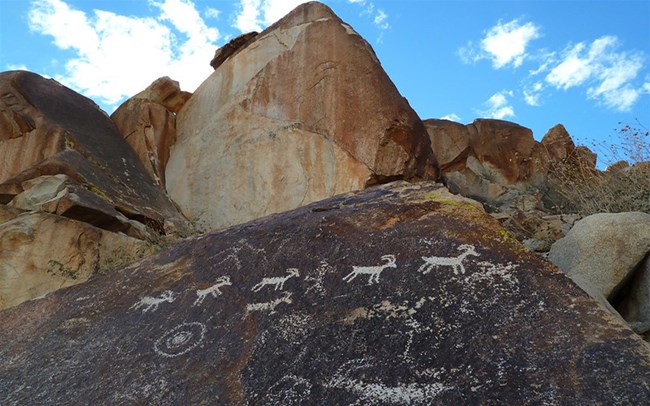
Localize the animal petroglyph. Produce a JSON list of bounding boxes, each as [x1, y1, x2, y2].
[[343, 255, 396, 285], [154, 322, 206, 358], [246, 292, 293, 314], [193, 275, 232, 306], [131, 290, 175, 313], [417, 244, 479, 275], [251, 268, 300, 292], [326, 358, 448, 403]]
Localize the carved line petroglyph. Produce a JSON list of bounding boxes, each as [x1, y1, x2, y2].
[[417, 244, 479, 275], [246, 292, 293, 314], [304, 261, 331, 296], [131, 290, 175, 313], [342, 255, 396, 285], [154, 322, 206, 358], [193, 276, 232, 307], [251, 268, 300, 292], [326, 358, 449, 403]]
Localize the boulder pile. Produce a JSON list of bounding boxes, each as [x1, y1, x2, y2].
[[1, 1, 648, 403]]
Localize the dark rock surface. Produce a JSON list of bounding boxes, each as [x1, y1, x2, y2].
[[1, 181, 649, 404]]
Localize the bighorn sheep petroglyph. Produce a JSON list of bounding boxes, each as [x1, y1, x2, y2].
[[417, 244, 479, 275], [343, 255, 397, 284], [251, 268, 300, 292], [193, 275, 232, 306], [131, 290, 175, 313]]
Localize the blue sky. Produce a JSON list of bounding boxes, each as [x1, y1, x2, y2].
[[1, 0, 649, 164]]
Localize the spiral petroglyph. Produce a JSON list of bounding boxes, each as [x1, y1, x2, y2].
[[154, 322, 206, 358]]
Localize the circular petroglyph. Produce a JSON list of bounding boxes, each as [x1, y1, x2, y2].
[[154, 322, 206, 358]]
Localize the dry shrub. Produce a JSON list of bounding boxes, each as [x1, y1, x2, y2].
[[545, 121, 650, 216]]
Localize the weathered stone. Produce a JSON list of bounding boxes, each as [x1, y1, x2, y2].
[[9, 174, 68, 211], [607, 160, 630, 173], [541, 123, 576, 162], [0, 204, 22, 224], [131, 76, 192, 113], [549, 212, 650, 299], [0, 70, 187, 235], [111, 99, 176, 187], [575, 145, 597, 169], [468, 119, 549, 186], [423, 119, 469, 170], [166, 2, 437, 231], [209, 31, 258, 70], [0, 212, 150, 310], [424, 118, 549, 210], [1, 181, 648, 404]]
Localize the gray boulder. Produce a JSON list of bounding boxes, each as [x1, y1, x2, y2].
[[549, 212, 650, 300]]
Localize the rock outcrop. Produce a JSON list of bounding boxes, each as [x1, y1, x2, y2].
[[424, 119, 621, 253], [0, 71, 186, 233], [166, 1, 437, 232], [111, 77, 190, 188], [424, 118, 548, 211], [1, 182, 648, 404], [0, 71, 188, 308]]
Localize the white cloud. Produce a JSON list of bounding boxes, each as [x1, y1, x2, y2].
[[459, 19, 540, 69], [523, 82, 544, 106], [481, 19, 540, 68], [479, 91, 515, 119], [262, 0, 307, 26], [374, 9, 389, 30], [234, 0, 262, 32], [233, 0, 307, 33], [440, 113, 461, 122], [644, 82, 650, 93], [204, 7, 220, 19], [28, 0, 219, 107], [545, 36, 645, 111], [457, 41, 482, 65]]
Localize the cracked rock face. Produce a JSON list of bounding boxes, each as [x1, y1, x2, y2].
[[166, 1, 437, 232], [1, 181, 648, 404]]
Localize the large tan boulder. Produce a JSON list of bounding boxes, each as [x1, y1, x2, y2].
[[166, 2, 437, 231], [0, 210, 149, 310], [0, 70, 187, 235]]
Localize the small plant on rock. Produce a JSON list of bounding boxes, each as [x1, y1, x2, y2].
[[47, 259, 79, 280]]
